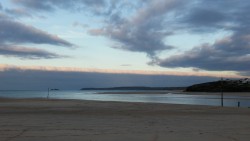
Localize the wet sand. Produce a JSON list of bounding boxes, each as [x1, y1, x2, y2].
[[0, 98, 250, 141]]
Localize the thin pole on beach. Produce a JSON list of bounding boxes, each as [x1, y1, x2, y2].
[[221, 77, 224, 107], [47, 88, 50, 99]]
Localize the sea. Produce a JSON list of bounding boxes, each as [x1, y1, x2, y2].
[[0, 90, 250, 108]]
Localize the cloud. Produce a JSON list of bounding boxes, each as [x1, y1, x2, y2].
[[11, 0, 54, 12], [158, 33, 250, 71], [4, 8, 33, 18], [155, 0, 250, 74], [88, 29, 105, 36], [0, 3, 2, 11], [184, 8, 227, 31], [158, 42, 250, 71], [0, 66, 218, 90], [0, 45, 65, 59], [11, 0, 108, 14], [0, 13, 74, 59], [72, 22, 89, 28], [88, 0, 185, 56], [5, 0, 250, 74], [238, 71, 250, 77], [120, 64, 132, 67], [0, 16, 74, 47], [8, 0, 183, 56], [180, 0, 249, 30]]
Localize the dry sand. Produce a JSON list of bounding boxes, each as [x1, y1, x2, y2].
[[0, 98, 250, 141]]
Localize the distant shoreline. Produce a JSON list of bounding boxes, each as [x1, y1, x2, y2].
[[96, 90, 250, 97], [81, 86, 186, 91]]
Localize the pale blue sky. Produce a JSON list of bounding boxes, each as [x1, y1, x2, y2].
[[0, 0, 249, 89]]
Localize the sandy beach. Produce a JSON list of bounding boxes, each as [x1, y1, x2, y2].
[[0, 98, 250, 141]]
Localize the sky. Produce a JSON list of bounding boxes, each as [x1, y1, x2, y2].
[[0, 0, 249, 90]]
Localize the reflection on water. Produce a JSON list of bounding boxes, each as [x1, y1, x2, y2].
[[0, 90, 250, 107]]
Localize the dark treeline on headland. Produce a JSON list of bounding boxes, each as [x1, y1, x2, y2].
[[186, 78, 250, 92], [81, 86, 186, 91]]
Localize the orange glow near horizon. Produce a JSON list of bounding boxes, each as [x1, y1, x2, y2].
[[0, 64, 243, 79]]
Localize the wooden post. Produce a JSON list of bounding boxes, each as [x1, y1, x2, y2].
[[238, 101, 240, 108], [47, 88, 50, 99], [221, 77, 224, 107]]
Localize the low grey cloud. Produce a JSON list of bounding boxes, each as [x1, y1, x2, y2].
[[158, 43, 250, 71], [11, 0, 108, 14], [9, 0, 137, 20], [0, 12, 74, 59], [0, 3, 2, 11], [11, 0, 55, 12], [158, 32, 250, 71], [237, 71, 250, 77], [0, 45, 65, 59], [183, 8, 228, 32], [72, 22, 89, 28], [5, 8, 32, 18], [156, 0, 250, 74], [0, 16, 74, 47], [8, 0, 183, 57], [89, 0, 185, 56], [5, 0, 250, 74], [0, 68, 217, 90], [120, 64, 132, 67], [182, 1, 247, 26]]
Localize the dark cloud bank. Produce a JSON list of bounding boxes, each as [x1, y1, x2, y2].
[[0, 69, 217, 90]]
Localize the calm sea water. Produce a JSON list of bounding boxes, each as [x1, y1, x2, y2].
[[0, 90, 250, 107]]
